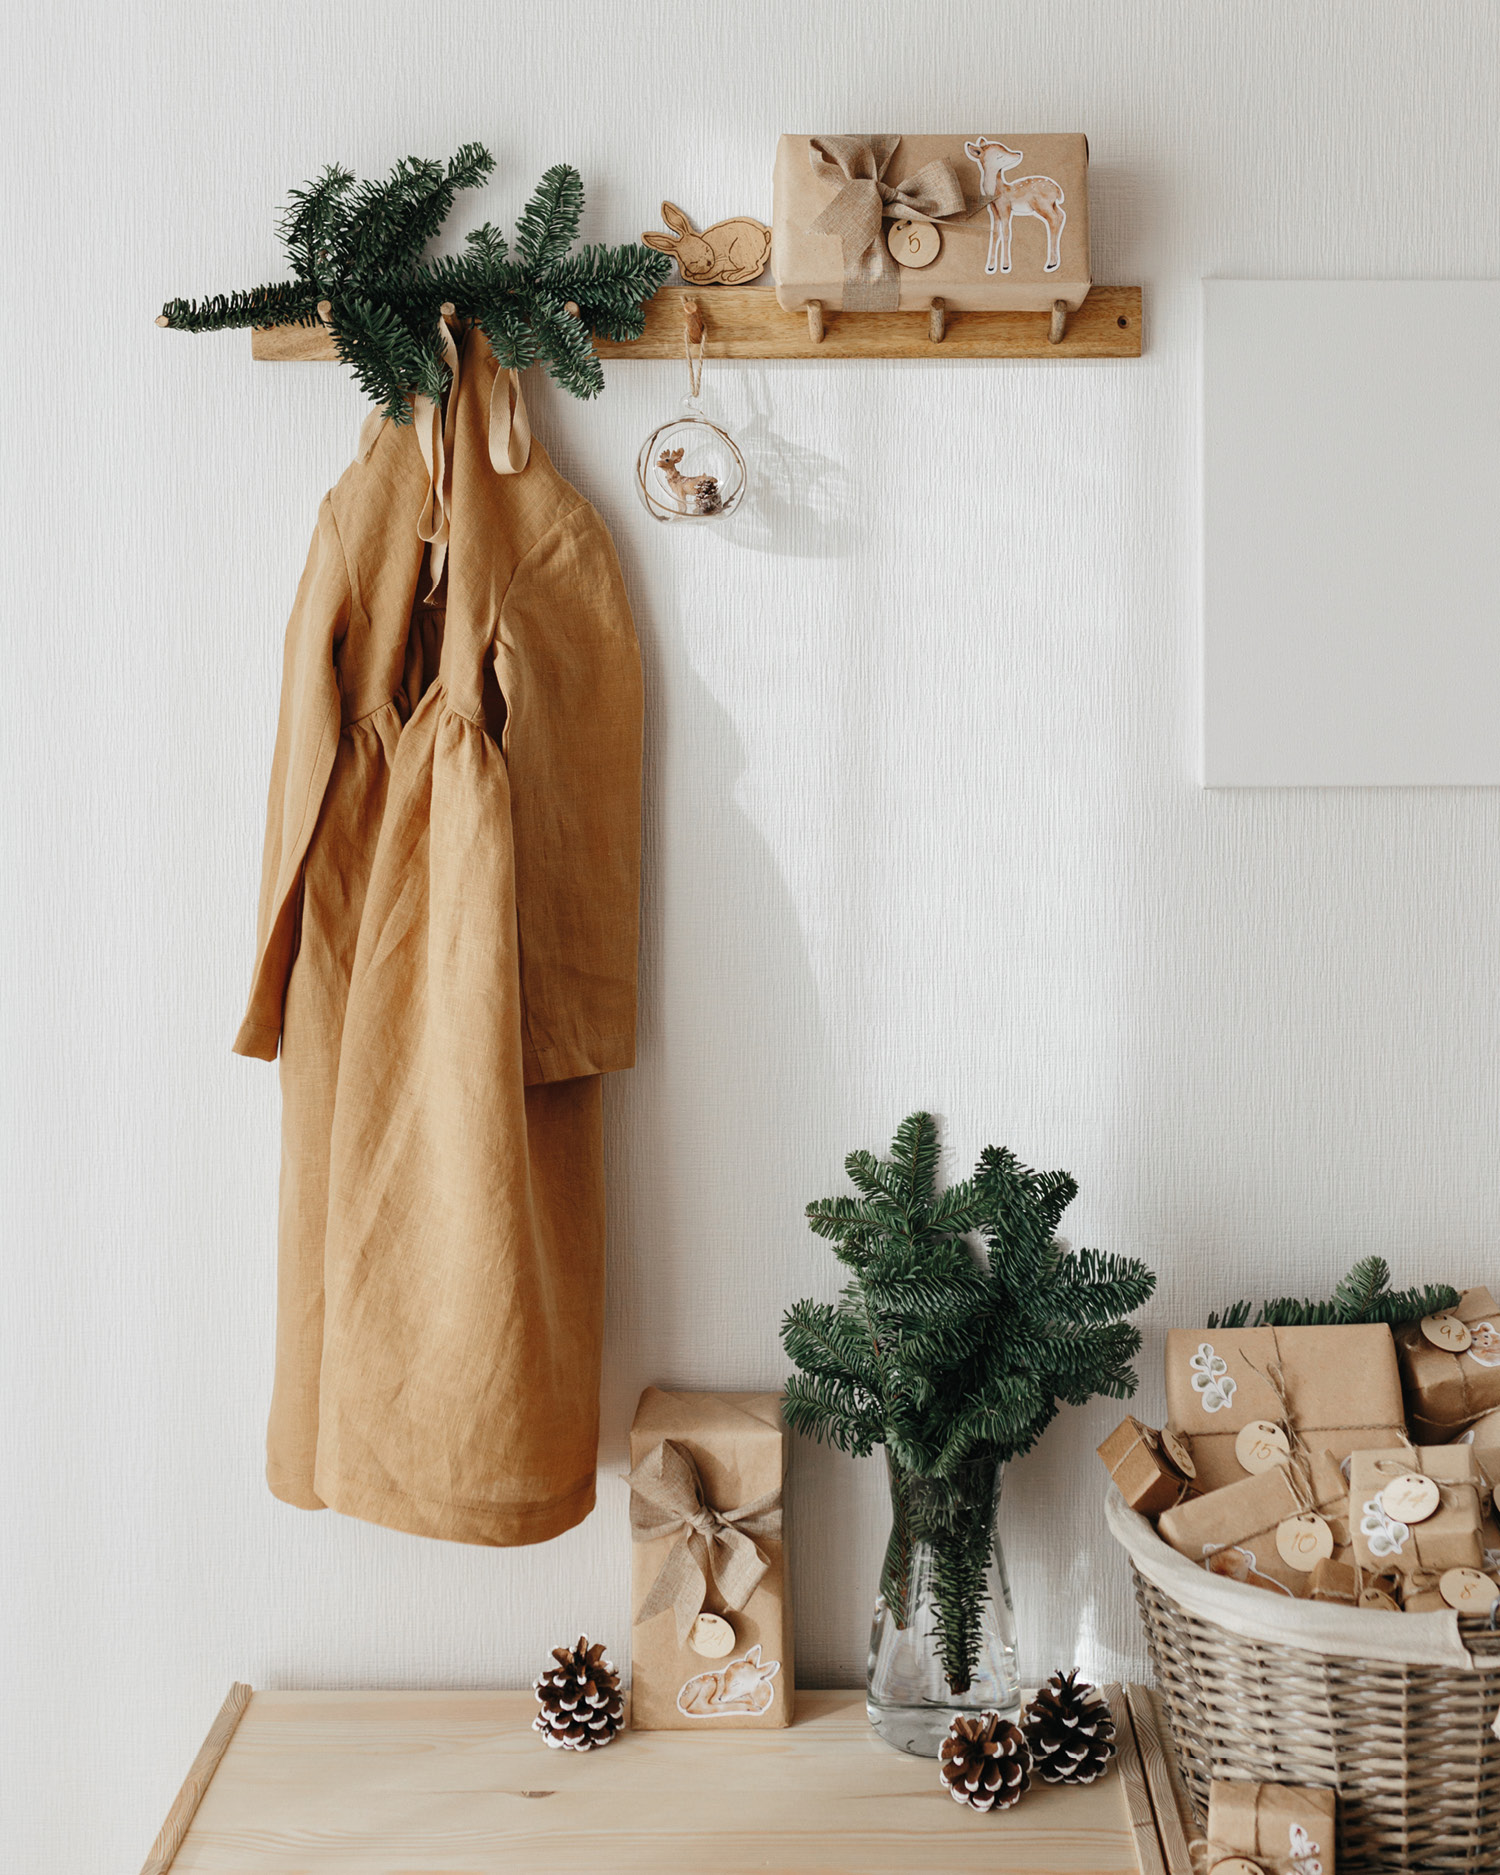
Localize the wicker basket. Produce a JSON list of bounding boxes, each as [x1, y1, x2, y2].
[[1107, 1487, 1500, 1871]]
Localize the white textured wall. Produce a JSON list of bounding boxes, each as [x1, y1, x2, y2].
[[5, 3, 1500, 1868]]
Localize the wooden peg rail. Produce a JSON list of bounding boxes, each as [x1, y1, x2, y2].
[[249, 283, 1142, 364]]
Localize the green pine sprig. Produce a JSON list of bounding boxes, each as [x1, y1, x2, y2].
[[159, 148, 668, 422], [781, 1113, 1155, 1693], [1206, 1256, 1460, 1330]]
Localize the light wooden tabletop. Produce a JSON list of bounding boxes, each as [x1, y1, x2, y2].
[[144, 1684, 1192, 1875]]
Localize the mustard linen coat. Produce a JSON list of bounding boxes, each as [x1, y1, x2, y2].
[[234, 333, 642, 1546]]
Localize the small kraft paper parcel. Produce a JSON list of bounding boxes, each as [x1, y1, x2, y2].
[[627, 1387, 793, 1730], [1396, 1288, 1500, 1440], [772, 133, 1091, 315], [1165, 1324, 1405, 1494], [1157, 1448, 1350, 1599], [1348, 1443, 1484, 1602], [1206, 1778, 1337, 1875]]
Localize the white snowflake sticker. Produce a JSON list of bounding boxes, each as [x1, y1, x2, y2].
[[1361, 1495, 1410, 1558], [1190, 1342, 1237, 1413], [1289, 1820, 1323, 1874]]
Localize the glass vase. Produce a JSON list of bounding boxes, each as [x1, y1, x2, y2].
[[866, 1453, 1021, 1757]]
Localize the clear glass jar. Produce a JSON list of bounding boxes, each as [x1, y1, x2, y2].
[[866, 1453, 1021, 1757]]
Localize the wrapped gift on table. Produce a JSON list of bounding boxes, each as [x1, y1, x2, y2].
[[1348, 1444, 1484, 1603], [1096, 1415, 1196, 1516], [1158, 1449, 1350, 1599], [1165, 1324, 1405, 1493], [772, 133, 1091, 315], [1397, 1288, 1500, 1440], [1205, 1779, 1337, 1875], [626, 1387, 793, 1731]]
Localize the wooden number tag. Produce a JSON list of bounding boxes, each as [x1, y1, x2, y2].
[[1440, 1568, 1500, 1613], [1160, 1428, 1196, 1479], [1380, 1473, 1441, 1524], [1209, 1860, 1266, 1875], [1276, 1513, 1334, 1572], [1422, 1312, 1474, 1353], [886, 219, 941, 269], [1235, 1420, 1291, 1474], [689, 1613, 736, 1657], [1360, 1586, 1400, 1611]]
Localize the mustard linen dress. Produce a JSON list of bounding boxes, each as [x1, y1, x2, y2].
[[234, 332, 642, 1546]]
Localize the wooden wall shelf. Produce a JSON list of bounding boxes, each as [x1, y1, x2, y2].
[[250, 283, 1143, 365]]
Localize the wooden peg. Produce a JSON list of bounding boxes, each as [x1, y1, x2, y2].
[[155, 314, 170, 327], [928, 298, 946, 343], [563, 300, 581, 319], [683, 297, 704, 346], [1048, 299, 1068, 344], [317, 300, 334, 327], [806, 300, 824, 344]]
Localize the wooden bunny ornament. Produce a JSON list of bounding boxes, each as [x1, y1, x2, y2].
[[641, 202, 772, 286]]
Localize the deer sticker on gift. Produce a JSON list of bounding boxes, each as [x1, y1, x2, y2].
[[676, 1646, 781, 1718], [964, 138, 1067, 276]]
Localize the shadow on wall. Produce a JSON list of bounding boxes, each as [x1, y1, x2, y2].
[[712, 368, 867, 562]]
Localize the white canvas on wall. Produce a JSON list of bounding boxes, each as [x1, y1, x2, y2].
[[1202, 280, 1500, 786]]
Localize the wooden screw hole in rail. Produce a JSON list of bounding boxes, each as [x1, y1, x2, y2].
[[228, 284, 1141, 364]]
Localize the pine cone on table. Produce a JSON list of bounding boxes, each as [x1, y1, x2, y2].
[[1021, 1670, 1116, 1784], [532, 1636, 625, 1751], [937, 1710, 1032, 1811]]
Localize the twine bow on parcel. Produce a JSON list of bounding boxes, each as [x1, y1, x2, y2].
[[626, 1438, 782, 1644], [806, 135, 968, 311]]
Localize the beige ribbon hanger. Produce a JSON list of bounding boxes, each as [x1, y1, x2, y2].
[[411, 316, 532, 592], [626, 1438, 782, 1645], [806, 135, 968, 311]]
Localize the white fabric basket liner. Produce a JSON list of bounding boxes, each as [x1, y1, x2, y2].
[[1106, 1485, 1481, 1670]]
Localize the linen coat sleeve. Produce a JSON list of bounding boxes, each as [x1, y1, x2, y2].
[[233, 497, 350, 1061], [496, 501, 643, 1085]]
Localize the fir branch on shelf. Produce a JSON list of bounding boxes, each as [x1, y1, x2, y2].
[[1206, 1255, 1460, 1330], [159, 148, 669, 423], [781, 1112, 1156, 1693]]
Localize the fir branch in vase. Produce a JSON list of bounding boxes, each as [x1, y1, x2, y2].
[[781, 1112, 1156, 1698]]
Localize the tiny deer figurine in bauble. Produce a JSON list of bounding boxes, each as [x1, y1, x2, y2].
[[641, 202, 772, 286], [964, 138, 1067, 276], [656, 447, 722, 516]]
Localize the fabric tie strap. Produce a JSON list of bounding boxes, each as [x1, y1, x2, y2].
[[412, 322, 532, 593], [807, 135, 968, 311], [626, 1438, 782, 1645]]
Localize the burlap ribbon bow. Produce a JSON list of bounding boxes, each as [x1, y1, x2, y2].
[[627, 1438, 782, 1644], [806, 135, 968, 311]]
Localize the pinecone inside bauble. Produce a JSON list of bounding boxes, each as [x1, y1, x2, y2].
[[937, 1710, 1033, 1811], [1022, 1670, 1116, 1784], [532, 1636, 625, 1751]]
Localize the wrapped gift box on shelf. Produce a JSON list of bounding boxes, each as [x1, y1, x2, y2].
[[627, 1387, 793, 1731], [1164, 1324, 1405, 1493], [1207, 1779, 1337, 1875], [1097, 1415, 1196, 1516], [772, 133, 1091, 315]]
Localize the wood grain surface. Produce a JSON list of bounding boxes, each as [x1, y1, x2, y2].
[[1125, 1685, 1196, 1873], [156, 1686, 1172, 1874], [138, 1683, 253, 1875], [249, 285, 1142, 363]]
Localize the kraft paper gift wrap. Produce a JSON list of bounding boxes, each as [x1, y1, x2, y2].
[[771, 133, 1091, 314], [1206, 1779, 1336, 1874], [1096, 1416, 1194, 1517], [1157, 1448, 1350, 1599], [1348, 1444, 1483, 1588], [1397, 1287, 1500, 1439], [1165, 1325, 1405, 1493], [627, 1388, 793, 1731]]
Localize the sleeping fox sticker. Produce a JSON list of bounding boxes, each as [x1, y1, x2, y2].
[[676, 1645, 781, 1718]]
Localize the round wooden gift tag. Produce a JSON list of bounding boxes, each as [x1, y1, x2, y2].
[[1276, 1513, 1334, 1572], [1439, 1568, 1500, 1613], [1160, 1428, 1197, 1478], [1421, 1311, 1473, 1352], [1209, 1860, 1266, 1875], [689, 1613, 736, 1657], [886, 219, 941, 268], [1235, 1420, 1291, 1475], [1380, 1473, 1441, 1524], [1360, 1586, 1401, 1611]]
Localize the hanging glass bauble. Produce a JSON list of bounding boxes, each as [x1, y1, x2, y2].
[[636, 398, 747, 524]]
